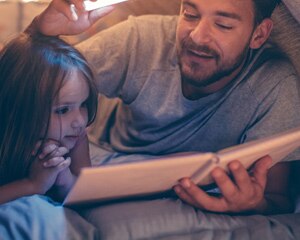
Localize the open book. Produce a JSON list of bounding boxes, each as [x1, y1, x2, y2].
[[64, 126, 300, 205]]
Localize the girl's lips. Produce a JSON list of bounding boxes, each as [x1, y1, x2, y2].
[[66, 130, 82, 139], [65, 135, 79, 141]]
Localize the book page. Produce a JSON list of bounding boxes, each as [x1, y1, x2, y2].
[[197, 127, 300, 185]]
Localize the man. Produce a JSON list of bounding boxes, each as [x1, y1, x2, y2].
[[29, 0, 300, 214]]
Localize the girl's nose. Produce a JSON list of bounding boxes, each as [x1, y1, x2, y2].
[[71, 110, 87, 129]]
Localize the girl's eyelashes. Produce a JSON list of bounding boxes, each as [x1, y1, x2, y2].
[[81, 101, 88, 108], [54, 97, 89, 115], [54, 106, 70, 115]]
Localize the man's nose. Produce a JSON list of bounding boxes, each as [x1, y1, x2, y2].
[[189, 19, 212, 44]]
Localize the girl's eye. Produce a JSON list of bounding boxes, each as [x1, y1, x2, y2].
[[55, 106, 70, 115], [81, 101, 88, 109]]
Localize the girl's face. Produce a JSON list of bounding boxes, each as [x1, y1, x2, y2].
[[47, 69, 89, 150]]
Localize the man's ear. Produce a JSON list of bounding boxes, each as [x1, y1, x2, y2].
[[250, 19, 273, 49]]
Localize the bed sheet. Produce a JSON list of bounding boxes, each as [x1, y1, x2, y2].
[[1, 196, 300, 240]]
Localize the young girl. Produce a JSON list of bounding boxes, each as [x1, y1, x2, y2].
[[0, 33, 98, 204]]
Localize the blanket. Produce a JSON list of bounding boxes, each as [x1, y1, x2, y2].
[[1, 196, 300, 240]]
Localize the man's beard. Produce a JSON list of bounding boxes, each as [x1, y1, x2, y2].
[[178, 37, 250, 88]]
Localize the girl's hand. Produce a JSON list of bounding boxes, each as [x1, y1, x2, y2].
[[28, 154, 71, 194], [32, 139, 69, 163], [174, 156, 272, 213], [35, 140, 74, 188], [55, 167, 75, 188]]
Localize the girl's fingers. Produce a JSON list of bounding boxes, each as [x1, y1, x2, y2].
[[39, 143, 69, 160], [39, 144, 58, 159], [32, 139, 61, 158], [43, 157, 71, 167], [43, 157, 66, 167], [50, 146, 69, 158], [57, 157, 72, 170]]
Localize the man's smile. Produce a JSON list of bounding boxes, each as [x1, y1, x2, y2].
[[188, 49, 215, 59]]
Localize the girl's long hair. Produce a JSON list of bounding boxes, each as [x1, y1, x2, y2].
[[0, 33, 98, 185]]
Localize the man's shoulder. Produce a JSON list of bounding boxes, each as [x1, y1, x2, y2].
[[236, 44, 299, 104], [245, 44, 298, 90]]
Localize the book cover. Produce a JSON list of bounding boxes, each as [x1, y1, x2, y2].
[[64, 126, 300, 205]]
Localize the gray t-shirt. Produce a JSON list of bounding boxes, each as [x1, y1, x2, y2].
[[78, 15, 300, 159]]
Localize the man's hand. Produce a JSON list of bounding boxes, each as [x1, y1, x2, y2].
[[29, 0, 114, 36], [174, 156, 273, 213]]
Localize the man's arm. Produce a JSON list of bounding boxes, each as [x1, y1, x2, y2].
[[261, 161, 293, 214]]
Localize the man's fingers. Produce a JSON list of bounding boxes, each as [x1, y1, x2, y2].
[[228, 161, 252, 192], [252, 155, 272, 188], [176, 178, 228, 211], [52, 0, 113, 23], [70, 0, 85, 11], [49, 0, 78, 21], [211, 167, 239, 199], [173, 184, 200, 207]]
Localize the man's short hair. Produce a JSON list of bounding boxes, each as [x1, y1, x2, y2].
[[253, 0, 281, 23]]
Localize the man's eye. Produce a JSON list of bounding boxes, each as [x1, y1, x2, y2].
[[55, 107, 69, 115], [216, 23, 233, 30], [183, 10, 198, 20]]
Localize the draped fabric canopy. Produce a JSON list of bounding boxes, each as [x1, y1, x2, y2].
[[282, 0, 300, 23], [270, 0, 300, 75]]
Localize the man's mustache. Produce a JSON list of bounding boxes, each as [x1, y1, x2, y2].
[[182, 37, 219, 58]]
